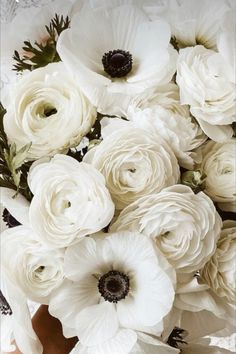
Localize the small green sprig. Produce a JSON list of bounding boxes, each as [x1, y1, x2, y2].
[[0, 103, 33, 201], [13, 14, 70, 72]]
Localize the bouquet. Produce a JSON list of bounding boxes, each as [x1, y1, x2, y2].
[[0, 0, 235, 353]]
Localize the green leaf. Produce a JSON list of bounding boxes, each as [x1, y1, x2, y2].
[[13, 14, 70, 72], [0, 103, 33, 201]]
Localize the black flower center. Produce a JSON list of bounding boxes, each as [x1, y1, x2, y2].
[[44, 107, 57, 117], [98, 270, 129, 303], [102, 49, 132, 78], [0, 290, 12, 316]]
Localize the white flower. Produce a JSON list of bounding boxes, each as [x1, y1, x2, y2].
[[3, 62, 96, 160], [126, 84, 207, 169], [181, 341, 233, 354], [49, 231, 175, 347], [0, 271, 43, 354], [70, 330, 179, 354], [111, 185, 222, 273], [217, 12, 236, 81], [175, 278, 235, 340], [198, 138, 236, 211], [176, 45, 235, 142], [0, 187, 30, 226], [84, 121, 179, 210], [1, 225, 64, 303], [28, 154, 115, 248], [201, 220, 236, 303], [57, 3, 177, 113], [167, 0, 230, 49], [1, 0, 77, 86]]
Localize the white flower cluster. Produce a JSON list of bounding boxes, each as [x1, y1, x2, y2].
[[0, 1, 235, 354]]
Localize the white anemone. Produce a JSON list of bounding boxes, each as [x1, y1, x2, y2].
[[57, 3, 177, 113], [49, 231, 175, 347]]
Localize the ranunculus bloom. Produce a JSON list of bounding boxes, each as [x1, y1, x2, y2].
[[3, 62, 97, 160], [84, 122, 179, 210], [1, 225, 64, 303], [111, 185, 222, 273], [198, 138, 236, 212], [176, 45, 235, 142], [28, 154, 115, 248], [49, 231, 175, 347], [201, 220, 236, 303], [126, 84, 206, 169], [57, 3, 177, 113]]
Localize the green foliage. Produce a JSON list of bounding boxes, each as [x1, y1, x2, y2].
[[0, 104, 33, 201], [13, 14, 70, 72], [181, 169, 207, 194]]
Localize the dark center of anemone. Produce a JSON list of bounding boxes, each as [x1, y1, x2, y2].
[[102, 49, 132, 78], [98, 270, 129, 303], [0, 290, 12, 316]]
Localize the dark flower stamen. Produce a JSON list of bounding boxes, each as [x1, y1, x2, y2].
[[2, 208, 21, 228], [98, 270, 129, 303], [0, 290, 12, 316], [102, 49, 132, 78]]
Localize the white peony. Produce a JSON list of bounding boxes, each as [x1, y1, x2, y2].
[[49, 231, 175, 347], [201, 220, 236, 303], [28, 154, 115, 248], [1, 225, 64, 304], [57, 3, 177, 114], [176, 45, 235, 142], [84, 122, 180, 210], [126, 84, 206, 169], [3, 62, 96, 160], [198, 138, 236, 211], [111, 185, 222, 273]]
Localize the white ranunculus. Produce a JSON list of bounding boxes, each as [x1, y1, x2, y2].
[[57, 3, 177, 114], [201, 220, 236, 303], [84, 122, 179, 210], [3, 62, 97, 160], [111, 185, 222, 273], [198, 138, 236, 211], [127, 84, 207, 169], [28, 154, 115, 248], [1, 225, 64, 303], [176, 45, 235, 142], [49, 231, 175, 347]]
